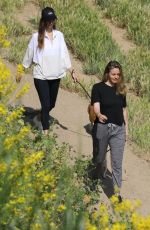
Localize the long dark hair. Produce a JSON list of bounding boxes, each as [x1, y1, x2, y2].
[[38, 19, 56, 49], [102, 60, 127, 95]]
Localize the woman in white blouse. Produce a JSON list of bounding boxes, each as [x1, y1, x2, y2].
[[22, 7, 77, 135]]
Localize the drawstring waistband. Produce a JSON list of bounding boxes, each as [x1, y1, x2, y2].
[[108, 123, 116, 131]]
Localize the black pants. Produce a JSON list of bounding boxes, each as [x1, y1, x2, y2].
[[34, 78, 60, 130]]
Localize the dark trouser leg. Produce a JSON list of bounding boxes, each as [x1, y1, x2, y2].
[[92, 123, 109, 177], [48, 79, 60, 111], [92, 123, 109, 164], [34, 79, 60, 130]]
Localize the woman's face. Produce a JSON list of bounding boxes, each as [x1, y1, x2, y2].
[[45, 20, 56, 30], [108, 67, 121, 85]]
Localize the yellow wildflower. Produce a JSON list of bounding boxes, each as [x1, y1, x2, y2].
[[85, 221, 97, 230], [0, 162, 7, 173], [6, 107, 24, 123], [111, 222, 126, 230], [114, 199, 133, 213], [10, 160, 18, 169], [50, 222, 56, 229], [17, 126, 30, 138], [31, 223, 42, 230], [25, 151, 45, 166], [2, 40, 11, 48], [99, 203, 108, 213], [13, 208, 20, 216], [57, 204, 66, 212], [100, 214, 109, 227], [17, 64, 24, 75], [25, 206, 32, 213], [16, 197, 26, 204], [110, 195, 119, 205], [4, 135, 16, 150], [0, 25, 7, 38], [0, 104, 7, 115], [36, 170, 55, 186], [0, 26, 9, 48], [0, 68, 11, 81], [42, 192, 56, 201], [15, 83, 30, 99], [0, 126, 6, 134], [92, 211, 98, 221], [131, 213, 150, 230]]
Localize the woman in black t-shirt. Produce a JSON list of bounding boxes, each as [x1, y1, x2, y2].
[[91, 60, 128, 201]]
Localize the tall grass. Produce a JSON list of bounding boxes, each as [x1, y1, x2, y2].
[[125, 48, 150, 100], [1, 17, 31, 37], [96, 0, 150, 49], [8, 37, 29, 64], [0, 0, 25, 13], [128, 95, 150, 153]]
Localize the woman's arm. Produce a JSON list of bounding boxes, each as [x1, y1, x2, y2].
[[123, 107, 128, 141], [93, 102, 108, 123], [68, 68, 78, 82]]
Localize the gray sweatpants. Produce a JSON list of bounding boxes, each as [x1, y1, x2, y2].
[[92, 123, 126, 188]]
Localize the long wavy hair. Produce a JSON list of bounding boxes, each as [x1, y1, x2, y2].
[[38, 19, 56, 49], [102, 60, 127, 95]]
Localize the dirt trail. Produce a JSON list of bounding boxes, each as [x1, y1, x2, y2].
[[85, 0, 136, 54], [9, 0, 150, 216]]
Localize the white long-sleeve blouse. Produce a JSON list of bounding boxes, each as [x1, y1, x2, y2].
[[23, 30, 71, 80]]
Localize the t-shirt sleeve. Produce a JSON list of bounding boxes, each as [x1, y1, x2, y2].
[[91, 84, 101, 105], [122, 95, 127, 108]]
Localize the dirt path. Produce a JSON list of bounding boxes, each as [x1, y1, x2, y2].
[[9, 0, 150, 216], [85, 0, 136, 54]]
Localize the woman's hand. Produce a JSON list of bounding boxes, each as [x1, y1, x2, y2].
[[125, 127, 129, 142], [97, 113, 108, 123], [70, 69, 78, 82], [16, 74, 22, 83]]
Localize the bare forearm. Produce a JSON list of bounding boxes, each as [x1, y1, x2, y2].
[[123, 108, 128, 135], [93, 102, 101, 117], [93, 102, 108, 123]]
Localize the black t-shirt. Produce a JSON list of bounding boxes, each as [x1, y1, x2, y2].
[[91, 82, 127, 126]]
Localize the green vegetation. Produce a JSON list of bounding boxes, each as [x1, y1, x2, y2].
[[8, 37, 29, 64], [128, 95, 150, 152], [1, 0, 149, 152], [0, 0, 25, 12], [125, 48, 150, 99], [0, 0, 31, 64], [96, 0, 150, 49]]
